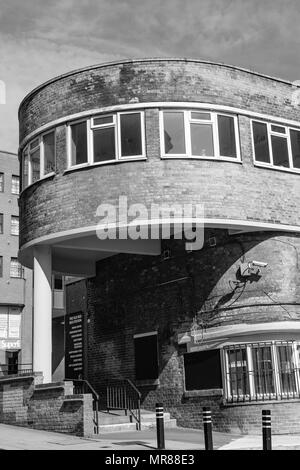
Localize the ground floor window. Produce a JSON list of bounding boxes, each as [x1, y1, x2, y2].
[[224, 341, 300, 402], [184, 349, 222, 391], [134, 332, 159, 381]]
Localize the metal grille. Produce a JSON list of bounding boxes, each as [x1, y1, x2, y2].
[[224, 341, 300, 403]]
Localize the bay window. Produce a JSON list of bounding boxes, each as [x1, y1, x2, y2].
[[21, 130, 56, 190], [161, 110, 239, 160], [252, 120, 300, 171], [224, 341, 300, 402]]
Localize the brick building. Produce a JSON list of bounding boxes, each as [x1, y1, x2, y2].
[[18, 59, 300, 433], [0, 150, 32, 372]]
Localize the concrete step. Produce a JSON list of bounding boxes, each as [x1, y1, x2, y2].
[[97, 422, 138, 433], [141, 418, 177, 430]]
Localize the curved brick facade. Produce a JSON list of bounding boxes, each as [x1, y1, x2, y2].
[[19, 59, 300, 433]]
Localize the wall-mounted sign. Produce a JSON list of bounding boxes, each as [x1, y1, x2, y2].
[[0, 339, 21, 350], [65, 312, 87, 380], [0, 306, 21, 341]]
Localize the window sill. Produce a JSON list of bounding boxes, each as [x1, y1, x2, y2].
[[19, 172, 56, 197], [135, 378, 160, 387], [64, 157, 147, 174], [223, 396, 300, 406], [184, 389, 223, 398], [254, 162, 300, 175], [161, 155, 242, 164]]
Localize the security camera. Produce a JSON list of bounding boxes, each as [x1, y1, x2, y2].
[[251, 260, 268, 268]]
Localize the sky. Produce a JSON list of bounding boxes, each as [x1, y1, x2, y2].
[[0, 0, 300, 153]]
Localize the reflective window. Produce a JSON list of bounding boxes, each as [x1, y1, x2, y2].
[[93, 127, 115, 162], [0, 213, 3, 234], [11, 175, 19, 195], [163, 112, 186, 155], [43, 132, 55, 174], [218, 115, 237, 158], [10, 258, 24, 278], [252, 121, 270, 163], [252, 120, 300, 171], [0, 256, 2, 277], [0, 173, 3, 192], [71, 122, 87, 166], [11, 216, 19, 236], [190, 123, 214, 156], [290, 129, 300, 169], [120, 113, 142, 157]]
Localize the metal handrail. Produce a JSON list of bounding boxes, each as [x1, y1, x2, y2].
[[65, 378, 99, 434], [107, 379, 141, 430]]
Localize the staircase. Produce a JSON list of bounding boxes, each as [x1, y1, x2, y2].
[[97, 409, 177, 433]]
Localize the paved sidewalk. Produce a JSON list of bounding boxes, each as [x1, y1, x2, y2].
[[0, 423, 299, 450]]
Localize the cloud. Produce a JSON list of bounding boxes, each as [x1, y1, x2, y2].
[[0, 0, 300, 152]]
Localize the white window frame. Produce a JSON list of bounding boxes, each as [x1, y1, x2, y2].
[[22, 129, 56, 190], [67, 110, 146, 169], [160, 109, 241, 162], [224, 341, 300, 402], [9, 258, 24, 279], [11, 175, 19, 195], [251, 119, 300, 174], [10, 215, 19, 236]]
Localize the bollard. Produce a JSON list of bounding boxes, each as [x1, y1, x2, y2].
[[262, 410, 272, 451], [156, 403, 165, 450], [203, 407, 213, 450]]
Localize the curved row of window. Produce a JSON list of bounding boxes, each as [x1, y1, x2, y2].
[[21, 108, 300, 190]]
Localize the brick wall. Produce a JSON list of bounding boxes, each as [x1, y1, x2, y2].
[[65, 230, 300, 433], [0, 374, 94, 437], [19, 60, 300, 249]]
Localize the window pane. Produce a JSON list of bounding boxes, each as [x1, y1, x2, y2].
[[93, 115, 113, 126], [43, 132, 55, 175], [11, 175, 19, 194], [191, 112, 211, 120], [252, 346, 275, 395], [163, 112, 186, 154], [22, 150, 29, 189], [31, 148, 40, 182], [271, 125, 286, 134], [253, 121, 270, 163], [218, 115, 237, 158], [0, 173, 4, 192], [290, 129, 300, 169], [10, 258, 23, 278], [120, 113, 142, 157], [277, 345, 297, 394], [93, 127, 115, 162], [11, 216, 19, 236], [71, 122, 87, 166], [191, 123, 214, 156], [228, 348, 249, 397], [0, 214, 3, 234], [271, 135, 289, 167], [0, 257, 2, 277]]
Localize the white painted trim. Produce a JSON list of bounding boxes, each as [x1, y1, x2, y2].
[[19, 102, 300, 150], [18, 217, 300, 256], [133, 331, 157, 339]]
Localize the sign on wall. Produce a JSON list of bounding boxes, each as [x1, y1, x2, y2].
[[0, 306, 21, 349], [64, 312, 87, 379]]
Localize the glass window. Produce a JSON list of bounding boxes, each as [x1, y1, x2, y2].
[[120, 113, 142, 157], [190, 123, 214, 156], [22, 148, 29, 189], [43, 132, 55, 175], [271, 125, 286, 134], [54, 275, 63, 290], [11, 216, 19, 236], [290, 129, 300, 169], [0, 214, 3, 234], [271, 135, 289, 167], [228, 348, 250, 397], [0, 256, 2, 277], [31, 147, 40, 183], [71, 122, 87, 166], [218, 115, 237, 158], [253, 121, 270, 163], [163, 112, 186, 154], [11, 175, 19, 195], [93, 127, 115, 162], [252, 346, 275, 395], [277, 345, 297, 394], [0, 173, 4, 192], [93, 116, 113, 126], [10, 258, 23, 278], [191, 111, 211, 120]]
